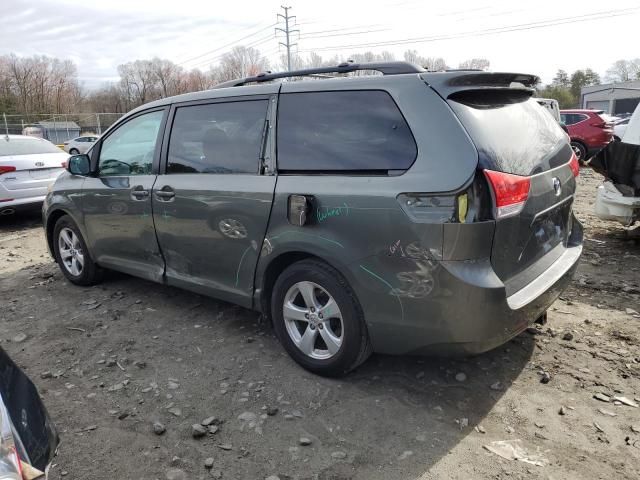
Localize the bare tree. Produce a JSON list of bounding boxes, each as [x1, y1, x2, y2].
[[606, 60, 633, 83], [403, 50, 448, 71], [458, 58, 490, 70], [212, 46, 270, 83], [150, 58, 185, 97]]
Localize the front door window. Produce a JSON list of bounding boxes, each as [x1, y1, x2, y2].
[[98, 111, 164, 176]]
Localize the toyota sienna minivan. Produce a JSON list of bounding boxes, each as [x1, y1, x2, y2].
[[43, 62, 583, 376]]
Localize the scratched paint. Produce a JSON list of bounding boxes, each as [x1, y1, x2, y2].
[[235, 245, 254, 288], [268, 231, 344, 249], [359, 264, 404, 321], [392, 262, 437, 299], [316, 203, 350, 223]]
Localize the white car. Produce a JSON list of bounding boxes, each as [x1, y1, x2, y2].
[[613, 118, 629, 141], [535, 98, 561, 122], [63, 135, 99, 154], [0, 135, 68, 215], [594, 104, 640, 226]]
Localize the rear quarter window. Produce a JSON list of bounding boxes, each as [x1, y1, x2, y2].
[[277, 90, 417, 172]]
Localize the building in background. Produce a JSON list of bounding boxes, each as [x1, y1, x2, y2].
[[581, 80, 640, 115], [33, 120, 81, 144]]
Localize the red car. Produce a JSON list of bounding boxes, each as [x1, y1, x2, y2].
[[560, 109, 613, 161]]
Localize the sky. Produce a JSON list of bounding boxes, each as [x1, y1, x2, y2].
[[1, 0, 638, 89]]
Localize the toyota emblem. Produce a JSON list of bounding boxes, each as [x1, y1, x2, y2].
[[552, 177, 562, 196]]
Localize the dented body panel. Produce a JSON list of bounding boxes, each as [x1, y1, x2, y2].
[[44, 68, 583, 358]]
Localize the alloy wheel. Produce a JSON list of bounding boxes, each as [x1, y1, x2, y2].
[[58, 227, 84, 276], [282, 281, 344, 360]]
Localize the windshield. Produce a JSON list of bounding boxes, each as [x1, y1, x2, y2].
[[0, 137, 63, 156]]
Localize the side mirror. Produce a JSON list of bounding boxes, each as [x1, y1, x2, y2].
[[67, 154, 91, 176]]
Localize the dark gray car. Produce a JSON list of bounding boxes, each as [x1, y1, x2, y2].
[[43, 62, 583, 376]]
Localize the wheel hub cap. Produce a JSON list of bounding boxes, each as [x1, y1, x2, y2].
[[282, 281, 344, 360], [58, 227, 84, 276]]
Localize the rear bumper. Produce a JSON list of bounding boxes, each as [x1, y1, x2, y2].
[[0, 195, 46, 212], [595, 182, 640, 225], [352, 218, 583, 356]]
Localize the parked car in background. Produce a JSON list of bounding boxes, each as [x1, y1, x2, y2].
[[560, 109, 614, 161], [0, 347, 58, 478], [44, 62, 582, 376], [613, 117, 630, 141], [536, 98, 570, 139], [0, 135, 68, 216], [63, 135, 99, 154], [536, 98, 561, 122], [591, 103, 640, 226]]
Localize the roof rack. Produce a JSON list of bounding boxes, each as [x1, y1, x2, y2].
[[214, 61, 425, 88]]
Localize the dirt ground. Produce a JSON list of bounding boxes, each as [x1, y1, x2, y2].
[[1, 168, 639, 480]]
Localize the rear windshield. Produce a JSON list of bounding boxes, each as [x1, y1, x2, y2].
[[448, 94, 567, 175], [0, 137, 62, 156]]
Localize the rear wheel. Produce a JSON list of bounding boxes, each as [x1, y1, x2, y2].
[[69, 148, 79, 155], [271, 259, 372, 376], [53, 215, 103, 285], [570, 141, 587, 163]]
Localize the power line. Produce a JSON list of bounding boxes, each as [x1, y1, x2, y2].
[[276, 6, 299, 71], [178, 22, 277, 66], [297, 7, 639, 53], [299, 27, 389, 40], [188, 33, 276, 69]]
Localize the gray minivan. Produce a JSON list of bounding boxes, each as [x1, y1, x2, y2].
[[43, 62, 583, 376]]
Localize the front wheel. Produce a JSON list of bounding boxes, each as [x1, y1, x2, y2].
[[53, 215, 103, 285], [69, 148, 79, 155], [271, 259, 372, 376]]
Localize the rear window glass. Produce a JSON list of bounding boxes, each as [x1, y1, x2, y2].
[[168, 100, 268, 174], [277, 90, 417, 172], [449, 96, 567, 175], [0, 137, 62, 156]]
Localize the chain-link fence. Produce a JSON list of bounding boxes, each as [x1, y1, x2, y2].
[[1, 113, 124, 143]]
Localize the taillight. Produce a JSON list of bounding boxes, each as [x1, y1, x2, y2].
[[568, 152, 580, 177], [483, 169, 531, 219], [0, 166, 16, 175]]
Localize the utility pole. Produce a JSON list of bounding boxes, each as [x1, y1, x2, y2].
[[276, 6, 298, 71]]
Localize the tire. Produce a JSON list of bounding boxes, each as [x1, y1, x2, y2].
[[271, 259, 372, 376], [570, 141, 587, 163], [53, 215, 103, 286], [69, 148, 79, 155]]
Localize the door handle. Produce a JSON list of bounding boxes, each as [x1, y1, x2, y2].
[[155, 187, 175, 200], [131, 186, 149, 200]]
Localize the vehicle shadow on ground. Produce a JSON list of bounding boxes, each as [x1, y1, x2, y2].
[[2, 265, 535, 480], [0, 207, 42, 232]]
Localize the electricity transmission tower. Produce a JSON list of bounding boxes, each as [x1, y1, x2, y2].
[[276, 6, 299, 71]]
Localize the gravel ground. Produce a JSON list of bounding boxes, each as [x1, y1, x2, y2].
[[0, 168, 639, 480]]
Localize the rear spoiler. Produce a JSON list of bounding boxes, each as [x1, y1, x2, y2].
[[421, 71, 538, 100]]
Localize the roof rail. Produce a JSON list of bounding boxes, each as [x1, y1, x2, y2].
[[214, 61, 425, 88]]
